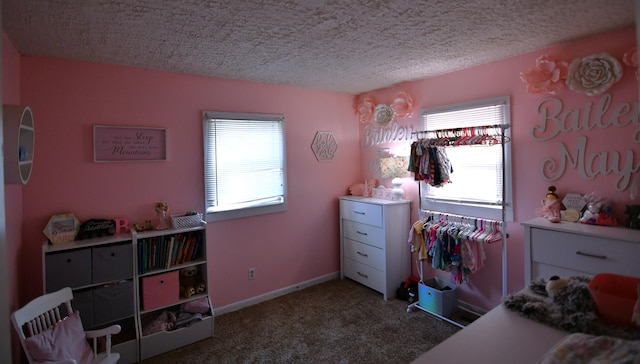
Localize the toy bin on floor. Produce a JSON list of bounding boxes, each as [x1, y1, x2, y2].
[[419, 277, 458, 318], [588, 273, 640, 328]]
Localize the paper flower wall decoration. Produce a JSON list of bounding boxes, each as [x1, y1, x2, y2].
[[390, 92, 414, 118], [623, 47, 639, 80], [357, 96, 376, 124], [520, 55, 568, 95], [566, 53, 622, 96], [374, 104, 395, 126]]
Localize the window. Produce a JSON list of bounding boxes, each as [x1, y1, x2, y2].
[[419, 96, 512, 221], [203, 111, 287, 222]]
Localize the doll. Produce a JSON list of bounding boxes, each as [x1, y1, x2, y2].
[[541, 186, 562, 223]]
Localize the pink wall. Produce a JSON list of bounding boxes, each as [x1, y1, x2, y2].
[[16, 57, 359, 308], [360, 26, 639, 309]]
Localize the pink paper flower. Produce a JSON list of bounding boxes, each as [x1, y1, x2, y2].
[[390, 92, 414, 118], [623, 47, 639, 80], [520, 55, 569, 95], [357, 96, 376, 124]]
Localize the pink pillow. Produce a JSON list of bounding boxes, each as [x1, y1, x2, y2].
[[25, 311, 95, 364]]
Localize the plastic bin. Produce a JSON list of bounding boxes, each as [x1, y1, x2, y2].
[[588, 273, 640, 328], [419, 277, 458, 318]]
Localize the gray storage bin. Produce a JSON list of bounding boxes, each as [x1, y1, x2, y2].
[[72, 288, 94, 329], [45, 248, 92, 292], [93, 280, 134, 325], [92, 242, 133, 283], [418, 277, 458, 318]]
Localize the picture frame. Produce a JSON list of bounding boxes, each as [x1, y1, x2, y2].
[[43, 213, 80, 244], [93, 125, 167, 162]]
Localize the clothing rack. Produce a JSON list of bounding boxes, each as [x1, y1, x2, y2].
[[411, 124, 510, 146], [412, 123, 510, 297]]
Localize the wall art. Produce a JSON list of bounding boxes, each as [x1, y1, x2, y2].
[[311, 131, 338, 162], [93, 125, 167, 162]]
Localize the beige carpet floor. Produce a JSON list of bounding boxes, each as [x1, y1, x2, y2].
[[142, 278, 462, 363]]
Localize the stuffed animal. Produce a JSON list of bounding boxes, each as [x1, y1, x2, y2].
[[179, 267, 205, 298], [503, 276, 640, 340], [179, 267, 199, 299]]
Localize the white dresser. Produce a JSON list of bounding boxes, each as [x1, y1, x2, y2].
[[522, 217, 640, 284], [339, 196, 411, 300]]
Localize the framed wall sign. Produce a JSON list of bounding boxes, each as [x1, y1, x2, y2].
[[93, 125, 167, 162]]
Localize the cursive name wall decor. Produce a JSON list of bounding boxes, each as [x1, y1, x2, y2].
[[361, 122, 415, 149], [530, 93, 640, 191]]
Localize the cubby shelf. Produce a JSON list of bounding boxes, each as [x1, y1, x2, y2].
[[42, 225, 213, 363]]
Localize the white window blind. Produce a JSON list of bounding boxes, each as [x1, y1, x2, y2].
[[203, 111, 287, 221], [420, 97, 512, 221]]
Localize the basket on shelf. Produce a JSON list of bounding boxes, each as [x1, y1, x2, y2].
[[171, 213, 205, 229]]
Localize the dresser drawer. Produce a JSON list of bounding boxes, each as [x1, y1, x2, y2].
[[343, 238, 384, 269], [342, 220, 384, 248], [531, 228, 640, 277], [341, 200, 382, 227], [343, 258, 385, 293]]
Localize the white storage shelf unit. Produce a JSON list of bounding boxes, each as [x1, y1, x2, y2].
[[42, 225, 213, 363], [134, 226, 213, 361], [43, 234, 139, 363]]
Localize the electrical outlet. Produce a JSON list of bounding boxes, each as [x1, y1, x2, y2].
[[248, 267, 256, 280]]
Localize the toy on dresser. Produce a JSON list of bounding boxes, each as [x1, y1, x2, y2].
[[538, 186, 562, 223], [179, 267, 205, 298]]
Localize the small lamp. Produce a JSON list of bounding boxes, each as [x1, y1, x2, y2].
[[379, 152, 409, 201]]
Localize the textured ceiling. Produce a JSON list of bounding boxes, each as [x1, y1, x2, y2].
[[2, 0, 636, 94]]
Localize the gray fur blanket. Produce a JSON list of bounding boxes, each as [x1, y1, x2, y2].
[[502, 276, 640, 340]]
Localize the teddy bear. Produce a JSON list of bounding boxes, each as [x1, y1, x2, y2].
[[179, 267, 202, 299], [503, 276, 640, 340]]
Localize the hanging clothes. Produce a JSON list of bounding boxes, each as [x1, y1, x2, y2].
[[409, 140, 453, 187], [409, 213, 502, 285]]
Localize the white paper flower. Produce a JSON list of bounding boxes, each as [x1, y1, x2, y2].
[[374, 104, 394, 126], [566, 53, 623, 96]]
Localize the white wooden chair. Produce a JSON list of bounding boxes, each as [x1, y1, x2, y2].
[[11, 287, 121, 364]]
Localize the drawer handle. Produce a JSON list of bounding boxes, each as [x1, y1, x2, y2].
[[357, 272, 368, 279], [66, 258, 72, 263], [356, 251, 368, 257], [354, 211, 366, 215], [576, 251, 607, 260], [356, 231, 368, 236]]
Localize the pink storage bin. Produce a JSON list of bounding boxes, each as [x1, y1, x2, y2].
[[141, 270, 179, 311]]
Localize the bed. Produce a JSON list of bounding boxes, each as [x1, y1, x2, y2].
[[413, 218, 640, 363], [411, 301, 568, 364]]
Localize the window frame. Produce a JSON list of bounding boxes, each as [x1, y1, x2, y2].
[[419, 96, 513, 221], [202, 111, 288, 222]]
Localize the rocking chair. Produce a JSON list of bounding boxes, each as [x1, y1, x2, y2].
[[11, 287, 121, 364]]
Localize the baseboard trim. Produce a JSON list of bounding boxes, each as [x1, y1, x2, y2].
[[214, 272, 340, 315]]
